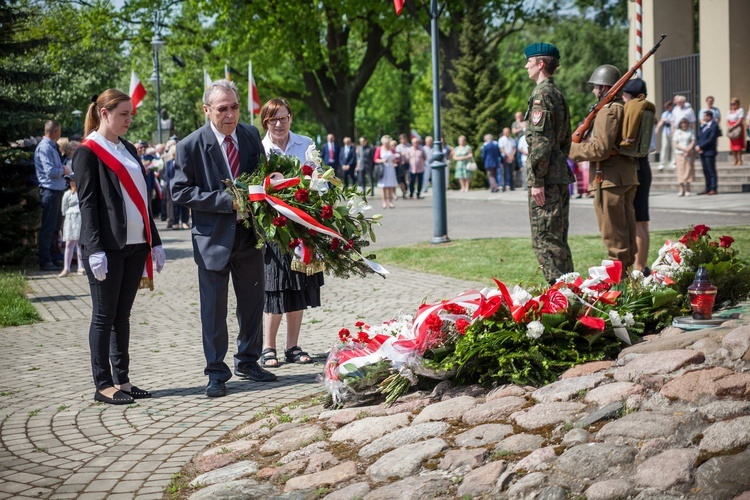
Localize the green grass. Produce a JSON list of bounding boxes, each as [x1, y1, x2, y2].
[[0, 270, 41, 327], [376, 226, 750, 286]]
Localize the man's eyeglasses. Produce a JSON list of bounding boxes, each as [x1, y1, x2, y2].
[[266, 114, 291, 125], [208, 103, 241, 114]]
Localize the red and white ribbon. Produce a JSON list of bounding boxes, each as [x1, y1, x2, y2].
[[248, 173, 388, 275]]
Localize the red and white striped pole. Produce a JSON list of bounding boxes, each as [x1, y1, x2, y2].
[[635, 0, 643, 77]]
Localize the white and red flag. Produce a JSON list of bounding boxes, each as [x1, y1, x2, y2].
[[129, 71, 146, 114], [248, 60, 261, 116]]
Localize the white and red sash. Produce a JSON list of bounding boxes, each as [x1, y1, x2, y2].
[[80, 137, 154, 290]]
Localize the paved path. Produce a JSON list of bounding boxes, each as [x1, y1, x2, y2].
[[0, 186, 747, 498]]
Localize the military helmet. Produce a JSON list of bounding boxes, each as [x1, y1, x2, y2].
[[587, 65, 621, 86]]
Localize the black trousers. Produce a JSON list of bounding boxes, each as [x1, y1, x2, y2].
[[85, 243, 150, 390], [409, 171, 424, 197], [198, 225, 264, 382], [700, 154, 717, 192]]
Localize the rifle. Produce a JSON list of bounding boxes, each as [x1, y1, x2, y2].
[[572, 34, 667, 144]]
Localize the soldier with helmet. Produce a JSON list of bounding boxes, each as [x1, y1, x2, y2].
[[523, 42, 575, 284], [569, 65, 639, 275]]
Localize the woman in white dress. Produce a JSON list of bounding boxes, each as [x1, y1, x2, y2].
[[59, 172, 83, 277], [375, 135, 397, 208]]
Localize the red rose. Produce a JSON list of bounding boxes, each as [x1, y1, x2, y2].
[[301, 165, 314, 176], [330, 238, 340, 251], [344, 239, 354, 251], [309, 229, 317, 236], [356, 331, 370, 343], [321, 205, 334, 219], [442, 302, 467, 315], [295, 188, 310, 203], [338, 328, 351, 342], [355, 321, 365, 328], [289, 239, 300, 249], [719, 235, 734, 248], [425, 313, 443, 332], [272, 215, 287, 227], [679, 234, 689, 245], [693, 224, 710, 237], [455, 318, 470, 335], [579, 315, 606, 331]]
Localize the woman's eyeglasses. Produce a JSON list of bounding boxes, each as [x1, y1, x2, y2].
[[266, 114, 291, 125], [208, 103, 241, 114]]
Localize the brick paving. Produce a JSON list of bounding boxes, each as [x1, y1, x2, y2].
[[1, 186, 748, 498]]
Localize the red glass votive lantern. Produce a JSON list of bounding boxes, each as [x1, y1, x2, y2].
[[687, 266, 717, 320]]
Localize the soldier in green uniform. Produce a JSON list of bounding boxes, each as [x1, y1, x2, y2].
[[524, 42, 575, 284], [569, 65, 639, 274]]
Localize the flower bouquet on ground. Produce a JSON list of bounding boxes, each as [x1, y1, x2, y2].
[[651, 225, 750, 310], [322, 260, 681, 407], [223, 147, 387, 279]]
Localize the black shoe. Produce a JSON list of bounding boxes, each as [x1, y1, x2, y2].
[[40, 262, 63, 271], [205, 380, 227, 398], [234, 362, 278, 382], [94, 390, 134, 405], [120, 385, 152, 399]]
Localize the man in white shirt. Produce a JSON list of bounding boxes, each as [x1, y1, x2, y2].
[[671, 95, 696, 131], [498, 127, 517, 191]]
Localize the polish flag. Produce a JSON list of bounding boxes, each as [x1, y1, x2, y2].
[[394, 0, 405, 15], [248, 60, 261, 115], [129, 71, 146, 114]]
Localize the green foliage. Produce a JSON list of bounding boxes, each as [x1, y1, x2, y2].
[[0, 270, 41, 327], [443, 0, 504, 149], [658, 225, 750, 311]]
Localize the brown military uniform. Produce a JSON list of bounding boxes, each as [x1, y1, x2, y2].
[[569, 99, 639, 271]]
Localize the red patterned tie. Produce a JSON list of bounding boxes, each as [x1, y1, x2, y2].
[[225, 135, 240, 178]]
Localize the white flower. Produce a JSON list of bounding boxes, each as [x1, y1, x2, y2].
[[526, 321, 544, 339], [305, 145, 322, 167], [346, 194, 372, 216], [556, 272, 581, 284], [608, 310, 623, 327], [559, 287, 578, 301], [630, 269, 644, 281], [510, 285, 532, 306], [623, 312, 635, 327], [308, 169, 329, 195]]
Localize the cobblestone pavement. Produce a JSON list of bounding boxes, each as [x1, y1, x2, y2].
[[1, 186, 747, 498], [0, 217, 480, 499]]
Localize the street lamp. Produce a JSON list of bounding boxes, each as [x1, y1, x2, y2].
[[429, 0, 449, 244], [151, 15, 166, 144], [71, 109, 82, 134]]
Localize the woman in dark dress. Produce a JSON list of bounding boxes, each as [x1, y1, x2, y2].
[[259, 98, 322, 367]]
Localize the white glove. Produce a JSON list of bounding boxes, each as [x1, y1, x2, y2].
[[152, 245, 166, 273], [89, 252, 108, 281]]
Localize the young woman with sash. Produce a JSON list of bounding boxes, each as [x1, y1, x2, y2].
[[73, 89, 166, 405]]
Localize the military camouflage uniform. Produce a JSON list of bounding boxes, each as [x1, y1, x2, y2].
[[525, 76, 575, 283]]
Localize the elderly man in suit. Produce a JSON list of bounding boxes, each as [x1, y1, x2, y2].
[[171, 80, 276, 398], [338, 136, 357, 188], [321, 133, 340, 177]]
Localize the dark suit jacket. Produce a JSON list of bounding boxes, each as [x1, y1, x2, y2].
[[171, 123, 263, 271], [321, 142, 340, 168], [74, 138, 162, 257], [339, 144, 356, 169], [696, 120, 719, 156]]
